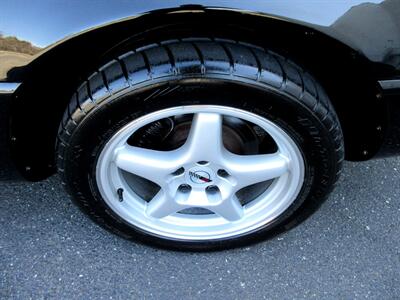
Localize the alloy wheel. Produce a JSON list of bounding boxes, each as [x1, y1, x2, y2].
[[96, 105, 305, 241]]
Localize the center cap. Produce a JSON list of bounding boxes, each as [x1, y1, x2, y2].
[[190, 170, 212, 184], [186, 167, 215, 185]]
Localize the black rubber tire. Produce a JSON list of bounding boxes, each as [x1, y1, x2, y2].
[[57, 38, 344, 251]]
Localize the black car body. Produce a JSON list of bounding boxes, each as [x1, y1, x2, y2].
[[1, 0, 399, 249], [1, 0, 400, 180]]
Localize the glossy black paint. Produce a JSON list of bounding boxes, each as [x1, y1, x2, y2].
[[0, 0, 399, 180], [0, 93, 21, 180], [1, 0, 399, 81]]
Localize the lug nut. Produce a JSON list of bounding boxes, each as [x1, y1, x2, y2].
[[217, 169, 230, 177], [179, 184, 192, 193], [172, 167, 185, 176], [206, 185, 219, 194]]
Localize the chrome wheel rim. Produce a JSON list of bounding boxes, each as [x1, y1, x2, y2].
[[96, 105, 305, 241]]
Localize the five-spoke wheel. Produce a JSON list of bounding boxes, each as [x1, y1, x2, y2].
[[96, 106, 304, 240]]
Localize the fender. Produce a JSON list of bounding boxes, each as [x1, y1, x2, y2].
[[0, 0, 399, 83]]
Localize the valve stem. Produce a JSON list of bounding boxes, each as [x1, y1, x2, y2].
[[117, 188, 124, 202]]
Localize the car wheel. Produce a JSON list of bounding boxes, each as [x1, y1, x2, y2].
[[57, 38, 344, 250]]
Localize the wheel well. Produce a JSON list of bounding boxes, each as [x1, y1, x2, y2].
[[10, 9, 388, 180]]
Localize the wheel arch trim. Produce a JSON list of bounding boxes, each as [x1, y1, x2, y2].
[[2, 1, 400, 82]]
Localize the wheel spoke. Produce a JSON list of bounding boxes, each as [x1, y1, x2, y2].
[[211, 195, 244, 222], [184, 189, 244, 222], [146, 190, 183, 218], [223, 152, 289, 190], [184, 189, 211, 206], [114, 145, 184, 185], [183, 113, 224, 161]]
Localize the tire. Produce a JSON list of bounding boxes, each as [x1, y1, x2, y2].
[[57, 38, 344, 250]]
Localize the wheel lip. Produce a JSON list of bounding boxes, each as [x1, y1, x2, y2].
[[96, 105, 305, 241]]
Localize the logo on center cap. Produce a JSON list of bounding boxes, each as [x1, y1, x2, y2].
[[189, 170, 212, 184]]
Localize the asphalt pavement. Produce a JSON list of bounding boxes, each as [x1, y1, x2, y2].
[[1, 158, 399, 299]]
